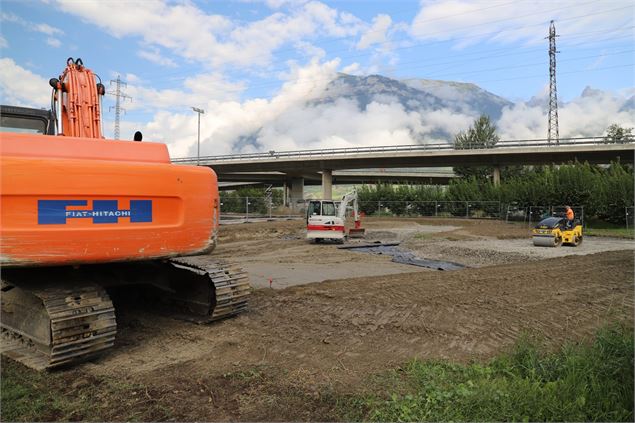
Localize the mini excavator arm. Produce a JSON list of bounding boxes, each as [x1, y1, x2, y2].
[[338, 188, 360, 223]]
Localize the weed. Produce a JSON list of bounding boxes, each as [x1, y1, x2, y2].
[[223, 366, 264, 381], [352, 324, 634, 422]]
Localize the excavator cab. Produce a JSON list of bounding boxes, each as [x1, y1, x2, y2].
[[0, 105, 55, 135]]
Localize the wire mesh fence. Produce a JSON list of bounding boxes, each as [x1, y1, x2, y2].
[[219, 197, 631, 228], [505, 205, 585, 226], [219, 197, 296, 220], [357, 201, 502, 219], [626, 207, 634, 230]]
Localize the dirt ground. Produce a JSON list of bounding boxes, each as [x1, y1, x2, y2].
[[5, 218, 635, 421]]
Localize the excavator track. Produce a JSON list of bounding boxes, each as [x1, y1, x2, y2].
[[0, 259, 249, 371], [166, 258, 251, 323], [1, 280, 116, 371]]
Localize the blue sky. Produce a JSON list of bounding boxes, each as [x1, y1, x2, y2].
[[1, 0, 633, 155]]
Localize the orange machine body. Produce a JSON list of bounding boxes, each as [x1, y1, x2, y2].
[[0, 132, 219, 267]]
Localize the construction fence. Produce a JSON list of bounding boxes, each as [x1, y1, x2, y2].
[[219, 197, 634, 228]]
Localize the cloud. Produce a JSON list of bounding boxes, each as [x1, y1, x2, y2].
[[46, 37, 62, 48], [4, 54, 631, 160], [51, 0, 363, 69], [120, 72, 247, 114], [264, 0, 309, 8], [0, 58, 51, 108], [34, 23, 63, 36], [136, 58, 340, 157], [137, 47, 177, 68], [498, 87, 635, 139], [1, 12, 64, 36], [0, 35, 7, 49], [411, 0, 633, 48], [357, 14, 392, 50]]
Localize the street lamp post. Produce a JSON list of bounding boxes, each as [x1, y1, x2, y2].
[[191, 107, 205, 165]]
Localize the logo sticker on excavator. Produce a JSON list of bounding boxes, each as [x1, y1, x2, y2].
[[37, 200, 152, 224]]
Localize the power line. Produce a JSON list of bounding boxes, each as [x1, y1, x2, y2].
[[108, 75, 132, 140], [469, 63, 633, 85], [132, 0, 612, 81], [125, 37, 631, 103], [133, 1, 629, 85], [423, 49, 633, 79], [138, 21, 634, 93]]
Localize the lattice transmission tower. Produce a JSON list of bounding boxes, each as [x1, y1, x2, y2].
[[108, 75, 132, 140], [547, 20, 559, 145]]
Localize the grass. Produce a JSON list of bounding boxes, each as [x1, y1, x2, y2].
[[0, 358, 163, 422], [3, 325, 633, 421], [586, 227, 635, 238], [347, 324, 634, 422], [584, 219, 635, 239]]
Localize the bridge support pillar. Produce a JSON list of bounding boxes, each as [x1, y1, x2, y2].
[[290, 177, 304, 211], [492, 166, 501, 186], [322, 170, 332, 200]]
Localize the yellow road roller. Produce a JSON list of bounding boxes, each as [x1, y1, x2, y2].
[[532, 216, 583, 247]]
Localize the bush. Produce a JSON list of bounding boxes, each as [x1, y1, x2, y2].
[[356, 162, 634, 223]]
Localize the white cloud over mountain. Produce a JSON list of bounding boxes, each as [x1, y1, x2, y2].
[[2, 58, 633, 159]]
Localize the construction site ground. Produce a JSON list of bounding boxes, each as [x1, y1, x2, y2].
[[2, 217, 634, 421]]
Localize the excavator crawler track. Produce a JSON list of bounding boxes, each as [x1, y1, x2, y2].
[[0, 259, 249, 371], [166, 259, 251, 323], [1, 280, 116, 371]]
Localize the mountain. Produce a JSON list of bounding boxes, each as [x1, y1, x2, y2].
[[228, 74, 633, 153], [311, 73, 513, 120]]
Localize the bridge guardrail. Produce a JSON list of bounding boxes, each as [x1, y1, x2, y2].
[[172, 136, 634, 164]]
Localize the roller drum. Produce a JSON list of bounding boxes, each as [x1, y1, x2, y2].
[[533, 235, 560, 247]]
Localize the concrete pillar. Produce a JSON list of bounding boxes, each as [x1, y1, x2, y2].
[[283, 181, 288, 207], [321, 169, 332, 200], [290, 177, 304, 211], [492, 166, 501, 186]]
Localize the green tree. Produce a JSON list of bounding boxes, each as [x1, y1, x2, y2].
[[604, 124, 634, 144], [453, 115, 500, 180]]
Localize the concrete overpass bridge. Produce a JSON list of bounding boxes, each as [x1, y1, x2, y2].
[[174, 136, 634, 206], [215, 169, 455, 188]]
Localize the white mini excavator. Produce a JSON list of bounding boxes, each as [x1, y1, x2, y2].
[[306, 189, 365, 243]]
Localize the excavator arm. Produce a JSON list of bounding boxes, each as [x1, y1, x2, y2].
[[49, 57, 106, 138]]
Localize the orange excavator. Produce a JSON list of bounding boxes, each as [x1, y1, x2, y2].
[[0, 58, 250, 370]]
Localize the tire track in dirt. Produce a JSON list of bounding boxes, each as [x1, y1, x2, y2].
[[85, 250, 633, 394]]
